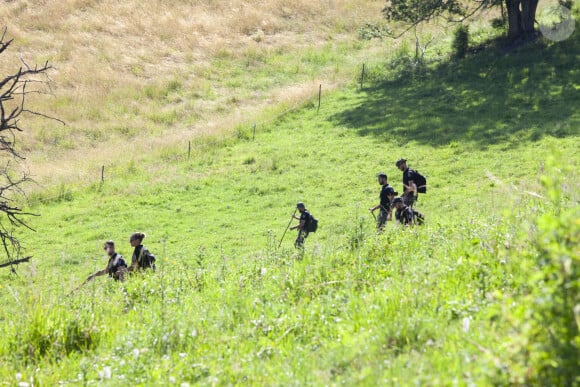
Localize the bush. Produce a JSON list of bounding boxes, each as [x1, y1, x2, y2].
[[493, 165, 580, 385], [452, 25, 469, 59], [7, 306, 100, 364]]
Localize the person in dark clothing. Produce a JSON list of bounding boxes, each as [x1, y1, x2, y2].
[[396, 158, 418, 208], [391, 197, 416, 226], [86, 240, 128, 282], [369, 173, 397, 231], [290, 202, 310, 248], [128, 232, 156, 272]]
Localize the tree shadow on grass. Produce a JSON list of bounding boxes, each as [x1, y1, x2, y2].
[[331, 32, 579, 148]]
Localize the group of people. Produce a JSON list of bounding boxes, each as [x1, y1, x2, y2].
[[88, 160, 425, 278], [288, 159, 426, 248], [369, 158, 425, 230], [86, 232, 156, 283]]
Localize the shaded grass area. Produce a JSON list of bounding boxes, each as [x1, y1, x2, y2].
[[332, 32, 579, 147]]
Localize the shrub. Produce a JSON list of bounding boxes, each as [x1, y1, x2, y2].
[[493, 165, 579, 385], [452, 25, 469, 59], [7, 306, 100, 364]]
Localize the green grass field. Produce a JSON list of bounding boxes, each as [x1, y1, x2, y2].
[[0, 12, 579, 386]]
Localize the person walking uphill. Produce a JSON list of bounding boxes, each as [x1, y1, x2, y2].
[[290, 202, 317, 249], [369, 173, 397, 231], [128, 232, 156, 272], [85, 240, 128, 282], [396, 158, 427, 208], [391, 197, 415, 226], [391, 197, 425, 226]]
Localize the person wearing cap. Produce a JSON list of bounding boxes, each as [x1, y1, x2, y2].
[[391, 197, 416, 226], [290, 202, 310, 248], [395, 158, 418, 208], [369, 173, 397, 231], [85, 240, 128, 282]]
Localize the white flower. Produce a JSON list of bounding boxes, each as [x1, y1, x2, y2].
[[98, 366, 112, 380], [462, 317, 470, 333], [15, 373, 22, 381], [133, 348, 140, 358]]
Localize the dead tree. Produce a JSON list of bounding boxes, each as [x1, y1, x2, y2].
[[0, 28, 62, 270]]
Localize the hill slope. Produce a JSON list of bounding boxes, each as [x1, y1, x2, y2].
[[1, 0, 393, 187], [0, 4, 579, 385]]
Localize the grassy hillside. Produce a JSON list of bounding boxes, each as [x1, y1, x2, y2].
[[0, 2, 579, 385], [0, 0, 396, 187]]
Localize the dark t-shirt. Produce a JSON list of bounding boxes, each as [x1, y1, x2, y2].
[[402, 168, 415, 190], [132, 245, 142, 265], [299, 210, 310, 230], [403, 168, 414, 192], [380, 184, 396, 210], [107, 253, 127, 276]]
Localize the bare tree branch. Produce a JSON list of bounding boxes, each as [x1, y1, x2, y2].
[[0, 256, 32, 269], [0, 28, 59, 265]]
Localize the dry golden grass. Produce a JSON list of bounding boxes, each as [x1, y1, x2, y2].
[[0, 0, 390, 188], [1, 0, 502, 191]]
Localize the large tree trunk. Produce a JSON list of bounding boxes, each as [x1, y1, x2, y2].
[[506, 0, 523, 39], [521, 0, 539, 36], [505, 0, 539, 42]]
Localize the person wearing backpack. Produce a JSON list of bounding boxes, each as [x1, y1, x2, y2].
[[369, 172, 397, 231], [391, 197, 415, 226], [395, 158, 427, 208], [290, 202, 315, 248], [391, 197, 425, 226], [128, 232, 156, 272], [85, 240, 128, 282]]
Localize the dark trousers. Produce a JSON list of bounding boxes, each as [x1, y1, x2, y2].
[[295, 229, 309, 248], [377, 209, 388, 230], [403, 192, 417, 208]]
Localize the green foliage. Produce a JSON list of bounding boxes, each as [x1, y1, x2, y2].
[[490, 17, 507, 31], [6, 304, 100, 364], [452, 24, 469, 58], [492, 162, 580, 385], [358, 23, 392, 40], [383, 0, 465, 24]]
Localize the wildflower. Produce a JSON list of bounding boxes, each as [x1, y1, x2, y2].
[[98, 366, 112, 380], [462, 317, 470, 333]]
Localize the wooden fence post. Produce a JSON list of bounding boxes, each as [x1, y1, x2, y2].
[[317, 84, 322, 113]]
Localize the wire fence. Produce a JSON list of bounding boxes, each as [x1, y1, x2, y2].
[[22, 64, 372, 207]]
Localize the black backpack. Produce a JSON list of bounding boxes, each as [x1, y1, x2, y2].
[[413, 210, 425, 225], [411, 170, 427, 194], [138, 247, 156, 270], [306, 213, 318, 232]]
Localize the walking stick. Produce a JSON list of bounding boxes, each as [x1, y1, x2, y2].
[[67, 279, 88, 297], [369, 209, 377, 221], [278, 209, 297, 248]]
